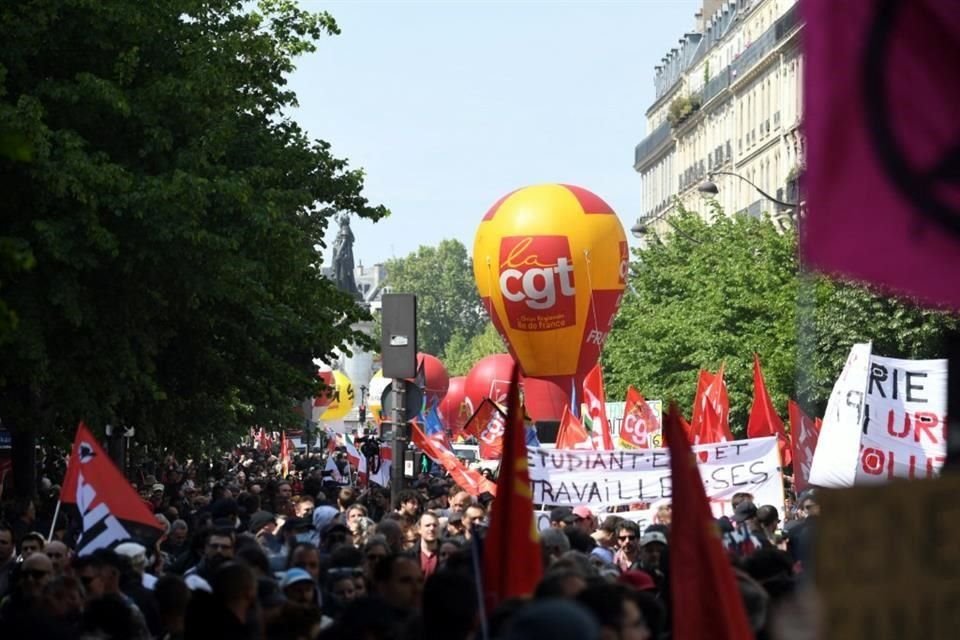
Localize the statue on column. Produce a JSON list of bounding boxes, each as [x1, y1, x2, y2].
[[332, 213, 360, 298]]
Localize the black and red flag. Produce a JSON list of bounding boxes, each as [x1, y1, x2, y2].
[[60, 422, 165, 556]]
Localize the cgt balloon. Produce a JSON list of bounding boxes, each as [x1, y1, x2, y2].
[[438, 376, 470, 436], [319, 370, 355, 421], [416, 353, 450, 406], [473, 184, 627, 420]]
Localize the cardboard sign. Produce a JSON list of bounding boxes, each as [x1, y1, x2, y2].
[[527, 437, 783, 513], [856, 355, 947, 482], [816, 475, 960, 639]]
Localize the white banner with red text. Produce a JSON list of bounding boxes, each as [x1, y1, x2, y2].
[[527, 437, 783, 515]]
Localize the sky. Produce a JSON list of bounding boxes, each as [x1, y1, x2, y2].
[[288, 0, 700, 268]]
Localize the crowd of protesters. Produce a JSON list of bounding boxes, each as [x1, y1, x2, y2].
[[0, 442, 816, 639]]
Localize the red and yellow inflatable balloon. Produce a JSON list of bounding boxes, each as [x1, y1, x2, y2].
[[473, 184, 627, 420]]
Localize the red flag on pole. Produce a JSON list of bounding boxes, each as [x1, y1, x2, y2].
[[463, 399, 507, 460], [663, 404, 753, 640], [483, 364, 542, 608], [411, 423, 496, 497], [620, 386, 661, 449], [788, 400, 822, 494], [582, 364, 614, 449], [556, 406, 595, 450], [60, 423, 164, 556], [746, 354, 792, 466], [690, 366, 733, 443]]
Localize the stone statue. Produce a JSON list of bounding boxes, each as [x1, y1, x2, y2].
[[332, 214, 359, 297]]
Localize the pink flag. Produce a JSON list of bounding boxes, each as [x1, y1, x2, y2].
[[803, 1, 960, 311]]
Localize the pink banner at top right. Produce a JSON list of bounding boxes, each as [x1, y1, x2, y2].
[[802, 0, 960, 311]]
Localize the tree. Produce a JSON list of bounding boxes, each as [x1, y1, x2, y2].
[[444, 322, 507, 376], [603, 204, 956, 434], [0, 0, 388, 495], [383, 239, 486, 358]]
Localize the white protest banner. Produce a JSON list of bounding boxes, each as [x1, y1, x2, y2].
[[808, 342, 872, 488], [527, 437, 783, 515], [855, 355, 946, 483], [534, 507, 663, 532]]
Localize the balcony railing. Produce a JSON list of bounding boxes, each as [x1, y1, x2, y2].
[[634, 120, 674, 168]]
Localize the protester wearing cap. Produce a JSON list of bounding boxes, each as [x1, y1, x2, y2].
[[249, 510, 277, 537], [281, 567, 317, 606], [571, 506, 596, 534], [549, 507, 577, 529], [724, 501, 766, 558], [116, 541, 158, 590], [446, 510, 466, 537], [638, 531, 668, 586], [618, 569, 657, 593]]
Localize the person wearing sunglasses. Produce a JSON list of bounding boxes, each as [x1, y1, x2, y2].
[[0, 552, 54, 635], [614, 522, 642, 572]]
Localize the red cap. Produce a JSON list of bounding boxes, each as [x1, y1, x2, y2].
[[618, 570, 657, 592]]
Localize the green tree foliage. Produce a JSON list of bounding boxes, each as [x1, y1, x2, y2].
[[0, 0, 388, 479], [383, 239, 486, 359], [444, 322, 507, 376], [604, 205, 956, 434]]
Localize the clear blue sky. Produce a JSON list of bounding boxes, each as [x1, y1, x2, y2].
[[288, 1, 699, 268]]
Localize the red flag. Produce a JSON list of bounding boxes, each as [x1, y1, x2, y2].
[[279, 431, 291, 477], [555, 406, 595, 450], [411, 423, 496, 497], [60, 423, 164, 556], [802, 0, 960, 312], [690, 366, 733, 443], [746, 354, 792, 466], [483, 364, 542, 608], [582, 364, 614, 449], [788, 401, 822, 494], [663, 404, 753, 640], [463, 399, 507, 460], [620, 386, 661, 449]]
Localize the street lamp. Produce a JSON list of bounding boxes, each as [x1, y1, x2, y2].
[[697, 170, 799, 209]]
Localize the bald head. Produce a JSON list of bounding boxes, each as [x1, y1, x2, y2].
[[23, 552, 53, 573], [449, 492, 473, 513], [44, 541, 70, 574]]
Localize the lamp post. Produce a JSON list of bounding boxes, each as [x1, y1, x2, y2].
[[697, 170, 800, 210]]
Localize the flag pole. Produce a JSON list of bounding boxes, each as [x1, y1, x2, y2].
[[48, 499, 62, 541]]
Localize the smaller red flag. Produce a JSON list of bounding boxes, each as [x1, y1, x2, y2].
[[411, 423, 496, 497], [61, 423, 164, 556], [690, 366, 733, 443], [620, 386, 661, 449], [788, 401, 822, 494], [746, 354, 792, 466], [556, 406, 594, 450], [463, 399, 507, 460], [483, 364, 542, 608], [664, 404, 753, 640], [583, 364, 615, 449]]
